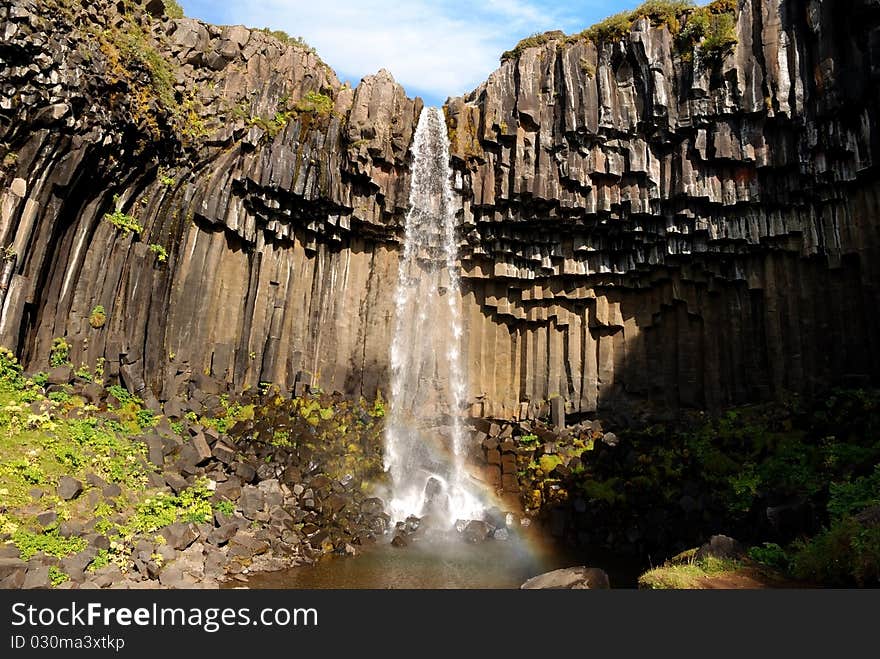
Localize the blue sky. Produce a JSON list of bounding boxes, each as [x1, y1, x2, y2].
[[179, 1, 644, 106]]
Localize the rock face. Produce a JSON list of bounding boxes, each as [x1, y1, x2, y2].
[[1, 0, 879, 419], [447, 0, 880, 417]]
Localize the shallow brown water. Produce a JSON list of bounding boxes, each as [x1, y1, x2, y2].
[[231, 529, 640, 589]]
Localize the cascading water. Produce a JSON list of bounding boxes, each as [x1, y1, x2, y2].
[[384, 107, 484, 528]]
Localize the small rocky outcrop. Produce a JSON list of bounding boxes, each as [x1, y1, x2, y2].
[[521, 566, 611, 589]]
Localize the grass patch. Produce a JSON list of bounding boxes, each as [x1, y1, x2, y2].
[[639, 554, 740, 589]]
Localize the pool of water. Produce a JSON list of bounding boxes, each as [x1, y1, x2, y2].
[[231, 529, 641, 589]]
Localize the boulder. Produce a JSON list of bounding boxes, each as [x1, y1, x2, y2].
[[239, 485, 265, 519], [22, 565, 50, 589], [461, 520, 491, 543], [694, 535, 745, 562], [47, 365, 73, 385], [159, 522, 200, 550], [521, 566, 611, 589], [56, 476, 83, 500]]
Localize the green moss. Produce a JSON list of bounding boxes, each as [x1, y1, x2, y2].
[[677, 1, 738, 60], [582, 12, 634, 43], [88, 305, 106, 329], [501, 30, 565, 62], [631, 1, 694, 34], [256, 28, 317, 55]]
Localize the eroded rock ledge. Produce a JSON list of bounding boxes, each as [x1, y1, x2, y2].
[[1, 0, 879, 421]]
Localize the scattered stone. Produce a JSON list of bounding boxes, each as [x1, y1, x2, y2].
[[160, 522, 200, 551], [22, 565, 50, 589], [36, 511, 58, 527], [56, 476, 83, 500], [239, 485, 265, 519]]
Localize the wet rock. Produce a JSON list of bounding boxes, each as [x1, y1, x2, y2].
[[521, 567, 610, 589], [360, 497, 385, 516], [461, 520, 491, 543], [390, 534, 408, 548], [56, 476, 83, 500]]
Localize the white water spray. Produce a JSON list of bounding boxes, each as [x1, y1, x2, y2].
[[384, 107, 484, 527]]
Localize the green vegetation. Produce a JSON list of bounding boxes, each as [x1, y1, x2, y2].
[[639, 553, 742, 589], [501, 30, 565, 62], [88, 305, 106, 329], [12, 528, 87, 561], [256, 28, 316, 55], [294, 91, 334, 117], [104, 196, 144, 235], [48, 566, 70, 587], [502, 0, 737, 63], [197, 394, 254, 435], [49, 337, 71, 367], [534, 388, 880, 587], [677, 0, 738, 60], [215, 499, 235, 517], [228, 391, 386, 485], [0, 347, 231, 574], [149, 244, 168, 263], [98, 20, 177, 140], [582, 11, 636, 43], [162, 0, 184, 19]]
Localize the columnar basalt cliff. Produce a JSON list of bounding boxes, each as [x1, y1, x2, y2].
[[1, 0, 879, 421]]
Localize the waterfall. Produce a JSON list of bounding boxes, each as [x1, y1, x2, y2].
[[384, 107, 484, 528]]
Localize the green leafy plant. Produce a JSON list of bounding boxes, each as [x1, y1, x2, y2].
[[104, 196, 143, 235], [294, 91, 334, 117], [12, 528, 87, 560], [149, 244, 168, 263], [49, 338, 71, 367], [48, 566, 69, 587], [215, 499, 235, 516]]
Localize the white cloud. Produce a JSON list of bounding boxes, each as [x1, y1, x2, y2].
[[204, 0, 571, 103]]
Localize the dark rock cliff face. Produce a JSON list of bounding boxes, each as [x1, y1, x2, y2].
[[1, 0, 878, 419]]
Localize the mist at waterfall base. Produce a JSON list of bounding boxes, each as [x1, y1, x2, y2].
[[382, 107, 486, 529]]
